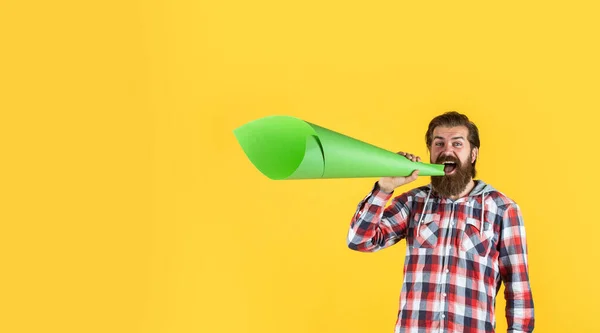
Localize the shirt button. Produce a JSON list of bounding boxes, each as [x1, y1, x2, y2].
[[445, 269, 450, 273], [443, 293, 447, 297], [441, 314, 446, 319]]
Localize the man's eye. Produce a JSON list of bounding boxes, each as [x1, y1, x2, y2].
[[453, 142, 462, 147], [435, 142, 443, 146]]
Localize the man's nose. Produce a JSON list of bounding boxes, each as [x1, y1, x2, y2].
[[443, 144, 454, 153]]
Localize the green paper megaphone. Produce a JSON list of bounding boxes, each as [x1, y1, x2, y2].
[[233, 115, 445, 180]]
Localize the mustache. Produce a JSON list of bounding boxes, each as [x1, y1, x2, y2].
[[435, 154, 460, 164]]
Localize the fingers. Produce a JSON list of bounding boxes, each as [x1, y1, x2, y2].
[[397, 151, 421, 162]]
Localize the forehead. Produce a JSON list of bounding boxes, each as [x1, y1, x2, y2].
[[432, 125, 469, 140]]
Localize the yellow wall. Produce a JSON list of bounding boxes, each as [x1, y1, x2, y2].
[[1, 0, 598, 332]]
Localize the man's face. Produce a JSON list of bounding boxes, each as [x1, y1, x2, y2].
[[429, 125, 478, 197]]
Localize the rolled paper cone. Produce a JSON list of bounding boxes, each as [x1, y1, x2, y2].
[[233, 115, 445, 180]]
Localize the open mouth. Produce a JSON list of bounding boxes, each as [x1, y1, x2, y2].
[[443, 161, 457, 175]]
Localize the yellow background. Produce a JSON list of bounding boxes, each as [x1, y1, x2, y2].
[[1, 0, 599, 332]]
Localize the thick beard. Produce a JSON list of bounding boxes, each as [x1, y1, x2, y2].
[[430, 155, 474, 198]]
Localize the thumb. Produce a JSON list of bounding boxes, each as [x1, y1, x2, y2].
[[408, 169, 419, 181]]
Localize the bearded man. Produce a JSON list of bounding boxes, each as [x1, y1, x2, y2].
[[346, 111, 534, 333]]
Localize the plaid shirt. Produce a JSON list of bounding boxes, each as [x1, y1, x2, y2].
[[347, 180, 534, 333]]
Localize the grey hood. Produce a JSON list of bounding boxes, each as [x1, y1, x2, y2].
[[417, 180, 497, 237]]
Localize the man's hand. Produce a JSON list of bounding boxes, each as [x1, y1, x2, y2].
[[377, 152, 421, 193]]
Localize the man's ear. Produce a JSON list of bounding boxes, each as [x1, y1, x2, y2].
[[471, 147, 478, 163]]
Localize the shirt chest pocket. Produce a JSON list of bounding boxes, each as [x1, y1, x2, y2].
[[412, 213, 441, 249], [460, 217, 494, 256]]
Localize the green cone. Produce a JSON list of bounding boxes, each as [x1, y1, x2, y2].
[[233, 115, 445, 180]]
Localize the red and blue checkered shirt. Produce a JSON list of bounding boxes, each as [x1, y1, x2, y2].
[[347, 180, 534, 333]]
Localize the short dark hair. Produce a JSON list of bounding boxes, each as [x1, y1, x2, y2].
[[425, 111, 480, 176]]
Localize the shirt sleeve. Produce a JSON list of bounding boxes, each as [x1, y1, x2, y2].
[[498, 203, 535, 333], [346, 182, 412, 252]]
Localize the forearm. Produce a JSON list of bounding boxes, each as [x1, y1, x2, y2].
[[346, 182, 408, 252], [504, 277, 535, 332]]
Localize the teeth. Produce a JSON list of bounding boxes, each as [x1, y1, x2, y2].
[[442, 161, 456, 164]]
